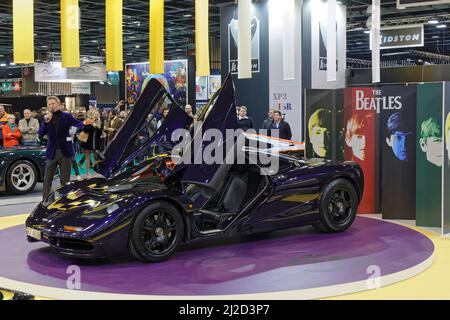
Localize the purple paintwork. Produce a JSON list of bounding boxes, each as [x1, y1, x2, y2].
[[4, 217, 433, 296]]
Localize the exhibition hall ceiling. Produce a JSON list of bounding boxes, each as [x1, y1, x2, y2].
[[346, 0, 450, 61], [0, 0, 448, 78]]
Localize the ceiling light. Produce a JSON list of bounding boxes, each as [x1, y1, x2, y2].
[[135, 45, 140, 48], [432, 35, 439, 39], [437, 24, 447, 28], [9, 62, 15, 66], [353, 27, 364, 31], [336, 1, 343, 4], [183, 14, 192, 18], [364, 30, 371, 34], [0, 63, 6, 67], [428, 18, 439, 24], [100, 81, 105, 85], [91, 40, 98, 43], [41, 45, 48, 48]]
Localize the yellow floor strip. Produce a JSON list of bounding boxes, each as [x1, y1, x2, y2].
[[326, 224, 450, 300], [0, 214, 28, 231]]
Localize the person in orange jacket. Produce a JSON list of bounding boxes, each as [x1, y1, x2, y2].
[[2, 114, 22, 148]]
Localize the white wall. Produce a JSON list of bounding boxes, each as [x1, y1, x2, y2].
[[268, 0, 303, 141]]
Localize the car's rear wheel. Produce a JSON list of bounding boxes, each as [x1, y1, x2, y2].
[[129, 201, 183, 263], [313, 179, 358, 233], [5, 160, 37, 195]]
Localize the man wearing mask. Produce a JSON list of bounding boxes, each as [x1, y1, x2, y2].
[[0, 105, 10, 148], [19, 109, 40, 147], [39, 96, 83, 199]]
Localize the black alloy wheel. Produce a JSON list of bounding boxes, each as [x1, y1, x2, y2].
[[313, 178, 358, 233], [129, 201, 183, 262]]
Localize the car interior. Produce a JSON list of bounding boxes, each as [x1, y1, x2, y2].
[[186, 162, 268, 232]]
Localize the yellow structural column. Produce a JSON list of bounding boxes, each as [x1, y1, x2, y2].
[[61, 0, 80, 68], [13, 0, 35, 64], [149, 0, 164, 74], [105, 0, 123, 71], [195, 0, 210, 76]]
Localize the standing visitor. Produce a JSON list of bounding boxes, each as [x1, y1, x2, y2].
[[79, 109, 101, 179], [270, 110, 292, 140], [157, 107, 170, 129], [39, 96, 83, 200], [185, 104, 194, 118], [2, 114, 21, 147], [0, 105, 10, 148], [262, 109, 274, 130], [19, 109, 40, 147], [237, 106, 254, 131]]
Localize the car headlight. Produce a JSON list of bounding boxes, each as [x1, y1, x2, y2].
[[82, 202, 121, 219], [42, 190, 62, 207]]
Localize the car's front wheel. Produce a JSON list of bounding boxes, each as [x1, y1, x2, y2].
[[129, 201, 184, 263], [313, 178, 358, 233], [5, 160, 37, 195]]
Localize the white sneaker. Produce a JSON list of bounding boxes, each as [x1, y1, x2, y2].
[[76, 175, 82, 181]]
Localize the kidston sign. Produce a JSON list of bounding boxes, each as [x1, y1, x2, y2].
[[370, 24, 424, 50]]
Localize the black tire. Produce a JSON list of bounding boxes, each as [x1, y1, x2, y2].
[[129, 201, 183, 263], [5, 160, 38, 195], [313, 178, 358, 233]]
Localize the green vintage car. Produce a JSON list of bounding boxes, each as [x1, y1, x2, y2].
[[0, 147, 46, 194]]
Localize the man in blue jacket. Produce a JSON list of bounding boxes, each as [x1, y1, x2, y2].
[[39, 96, 83, 199]]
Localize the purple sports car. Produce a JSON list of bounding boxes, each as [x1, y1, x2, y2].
[[25, 75, 363, 262]]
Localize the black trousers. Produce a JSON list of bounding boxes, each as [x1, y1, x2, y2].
[[42, 149, 72, 200]]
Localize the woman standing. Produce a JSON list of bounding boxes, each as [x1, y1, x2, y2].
[[79, 109, 101, 179], [2, 114, 22, 148]]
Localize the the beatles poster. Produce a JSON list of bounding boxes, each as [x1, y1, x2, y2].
[[343, 88, 378, 214], [443, 82, 450, 235], [380, 85, 417, 220], [416, 83, 443, 227]]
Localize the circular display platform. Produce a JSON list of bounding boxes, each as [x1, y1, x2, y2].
[[0, 217, 434, 299]]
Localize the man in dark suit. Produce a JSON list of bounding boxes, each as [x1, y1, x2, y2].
[[270, 110, 292, 140], [39, 96, 83, 199]]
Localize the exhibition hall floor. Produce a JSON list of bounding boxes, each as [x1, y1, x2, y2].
[[0, 192, 446, 300]]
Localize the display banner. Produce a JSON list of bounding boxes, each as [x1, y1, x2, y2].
[[238, 0, 252, 79], [125, 60, 188, 106], [381, 85, 417, 220], [343, 88, 378, 214], [308, 0, 346, 89], [397, 0, 450, 8], [370, 25, 424, 50], [105, 0, 123, 71], [61, 0, 80, 68], [443, 82, 450, 235], [149, 0, 164, 74], [305, 89, 334, 159], [227, 8, 261, 74], [71, 82, 91, 94], [196, 76, 208, 101], [195, 0, 210, 76], [13, 0, 34, 64], [416, 83, 443, 227], [221, 1, 268, 130], [35, 62, 107, 82]]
